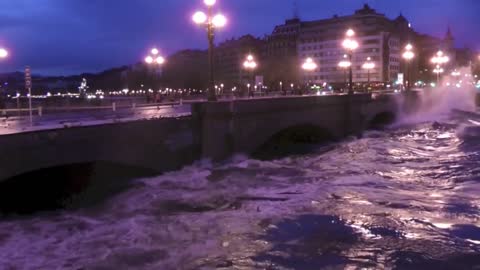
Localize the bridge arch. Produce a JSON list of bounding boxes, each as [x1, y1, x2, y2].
[[0, 161, 157, 214], [367, 111, 397, 129], [252, 124, 335, 159]]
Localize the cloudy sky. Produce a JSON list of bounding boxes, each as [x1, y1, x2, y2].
[[0, 0, 478, 75]]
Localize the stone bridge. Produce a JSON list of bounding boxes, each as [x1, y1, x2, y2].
[[0, 117, 198, 182], [193, 94, 408, 160], [0, 93, 416, 181]]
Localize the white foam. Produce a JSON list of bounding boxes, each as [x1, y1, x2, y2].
[[396, 67, 477, 126]]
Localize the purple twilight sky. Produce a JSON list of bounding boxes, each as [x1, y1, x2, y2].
[[0, 0, 478, 76]]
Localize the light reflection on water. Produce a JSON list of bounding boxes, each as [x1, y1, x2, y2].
[[0, 113, 480, 269]]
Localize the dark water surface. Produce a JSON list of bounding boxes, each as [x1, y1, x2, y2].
[[0, 110, 480, 269]]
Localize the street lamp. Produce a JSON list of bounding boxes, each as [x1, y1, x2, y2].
[[362, 57, 375, 87], [451, 70, 461, 77], [402, 44, 415, 91], [243, 54, 257, 97], [144, 48, 165, 93], [338, 54, 351, 92], [433, 65, 444, 86], [302, 57, 318, 71], [0, 48, 8, 114], [302, 57, 318, 92], [342, 29, 359, 95], [431, 50, 449, 86], [193, 0, 227, 101], [145, 48, 165, 65]]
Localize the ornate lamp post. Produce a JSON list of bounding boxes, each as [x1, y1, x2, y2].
[[433, 65, 444, 86], [362, 57, 375, 87], [0, 48, 8, 112], [302, 57, 318, 93], [145, 48, 165, 66], [402, 44, 415, 91], [342, 29, 359, 95], [338, 54, 351, 92], [144, 48, 165, 93], [243, 54, 257, 97], [431, 50, 449, 86], [192, 0, 227, 101]]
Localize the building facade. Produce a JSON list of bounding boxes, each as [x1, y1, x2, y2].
[[161, 49, 208, 89], [263, 18, 302, 87], [214, 35, 264, 88], [297, 4, 410, 86], [415, 29, 455, 83]]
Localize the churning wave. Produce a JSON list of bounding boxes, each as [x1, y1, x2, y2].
[[0, 89, 479, 269]]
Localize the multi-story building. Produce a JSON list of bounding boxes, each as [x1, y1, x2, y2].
[[214, 35, 264, 87], [263, 18, 302, 87], [161, 49, 208, 89], [415, 28, 455, 83], [297, 4, 412, 86]]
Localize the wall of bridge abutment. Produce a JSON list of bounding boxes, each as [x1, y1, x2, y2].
[[192, 93, 417, 160], [0, 117, 199, 182]]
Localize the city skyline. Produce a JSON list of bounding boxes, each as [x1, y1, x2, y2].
[[0, 0, 479, 76]]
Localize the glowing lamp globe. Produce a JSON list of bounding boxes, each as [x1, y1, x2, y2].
[[204, 0, 216, 6], [212, 14, 227, 27], [302, 58, 317, 71], [145, 56, 153, 64], [193, 11, 207, 24], [156, 56, 165, 64], [0, 48, 8, 58], [346, 29, 355, 37], [403, 51, 414, 60]]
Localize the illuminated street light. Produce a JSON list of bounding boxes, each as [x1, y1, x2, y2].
[[342, 29, 359, 94], [302, 58, 318, 91], [451, 70, 461, 77], [243, 54, 257, 97], [144, 48, 165, 92], [243, 54, 257, 69], [362, 57, 375, 85], [431, 50, 449, 86], [433, 65, 444, 86], [145, 48, 165, 65], [338, 55, 351, 91], [192, 0, 227, 101], [402, 43, 415, 91], [431, 50, 450, 65], [302, 57, 318, 71], [433, 65, 444, 73]]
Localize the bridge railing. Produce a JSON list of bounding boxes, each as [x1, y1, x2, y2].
[[0, 90, 400, 123]]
